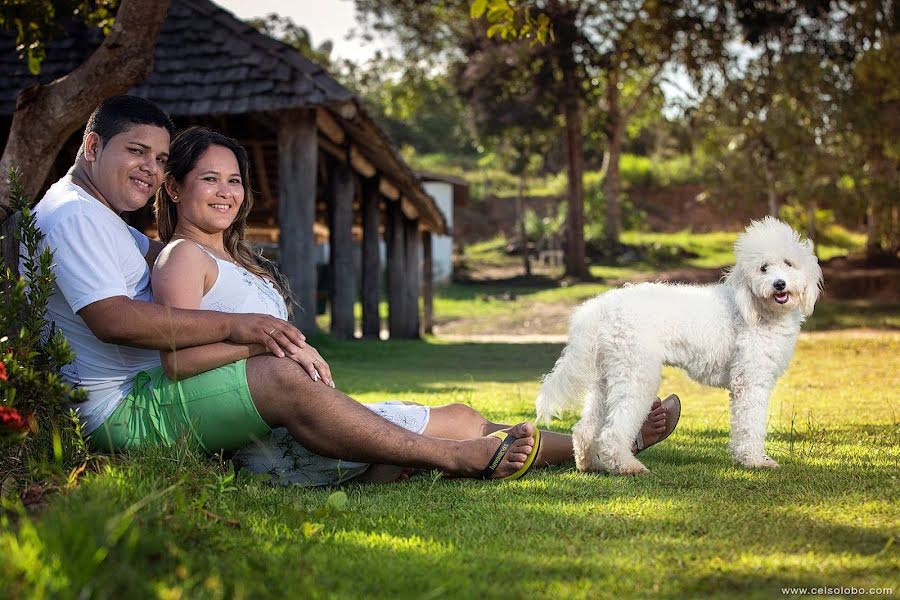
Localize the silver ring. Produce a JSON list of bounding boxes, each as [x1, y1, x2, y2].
[[267, 328, 277, 336]]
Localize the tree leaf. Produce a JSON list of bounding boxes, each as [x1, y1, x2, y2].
[[469, 0, 488, 19]]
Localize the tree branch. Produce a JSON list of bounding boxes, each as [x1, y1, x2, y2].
[[623, 60, 667, 120], [0, 0, 171, 214]]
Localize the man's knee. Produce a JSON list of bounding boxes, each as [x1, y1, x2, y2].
[[248, 355, 305, 389]]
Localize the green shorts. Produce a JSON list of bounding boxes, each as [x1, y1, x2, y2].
[[88, 360, 271, 454]]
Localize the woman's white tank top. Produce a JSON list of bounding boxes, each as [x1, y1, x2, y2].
[[194, 244, 289, 320]]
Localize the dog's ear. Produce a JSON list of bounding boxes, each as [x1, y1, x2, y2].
[[725, 267, 759, 324], [799, 257, 824, 317], [734, 283, 760, 324]]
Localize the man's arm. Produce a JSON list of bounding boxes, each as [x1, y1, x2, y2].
[[78, 297, 304, 357]]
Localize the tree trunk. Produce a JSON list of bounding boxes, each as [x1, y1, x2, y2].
[[806, 199, 818, 257], [866, 193, 880, 259], [0, 0, 171, 217], [602, 68, 625, 250], [764, 161, 779, 217], [866, 147, 888, 259], [517, 173, 530, 276], [554, 12, 587, 280], [562, 99, 587, 278]]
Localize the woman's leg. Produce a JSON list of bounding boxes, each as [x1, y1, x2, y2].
[[423, 401, 671, 469]]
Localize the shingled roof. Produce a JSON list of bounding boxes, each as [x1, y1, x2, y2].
[[0, 0, 446, 232]]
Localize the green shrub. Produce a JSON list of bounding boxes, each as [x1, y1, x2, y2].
[[778, 204, 862, 250], [0, 168, 87, 483], [523, 204, 566, 245]]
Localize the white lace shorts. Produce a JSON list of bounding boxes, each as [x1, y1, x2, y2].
[[232, 401, 431, 487]]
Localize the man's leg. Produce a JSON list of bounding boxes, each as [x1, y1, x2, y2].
[[244, 356, 535, 479]]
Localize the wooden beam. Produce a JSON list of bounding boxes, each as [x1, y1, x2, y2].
[[316, 108, 345, 145], [403, 216, 421, 338], [422, 232, 433, 335], [248, 142, 274, 209], [386, 198, 406, 339], [379, 178, 400, 201], [361, 177, 382, 339], [319, 136, 347, 163], [328, 158, 356, 340], [349, 144, 376, 178], [400, 196, 419, 220], [278, 109, 318, 334]]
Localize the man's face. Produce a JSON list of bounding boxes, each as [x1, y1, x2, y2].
[[83, 124, 170, 213]]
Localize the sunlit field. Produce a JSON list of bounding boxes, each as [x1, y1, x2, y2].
[[3, 330, 897, 598]]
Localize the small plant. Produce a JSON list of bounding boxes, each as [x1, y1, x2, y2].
[[0, 168, 87, 480]]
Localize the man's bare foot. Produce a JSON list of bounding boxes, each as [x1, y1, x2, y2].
[[454, 422, 535, 479], [356, 465, 418, 484]]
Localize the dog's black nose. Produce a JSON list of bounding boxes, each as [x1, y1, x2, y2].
[[774, 279, 786, 291]]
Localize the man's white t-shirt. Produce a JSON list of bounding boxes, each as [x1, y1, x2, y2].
[[31, 174, 161, 434]]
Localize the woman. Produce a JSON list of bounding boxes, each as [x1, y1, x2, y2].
[[152, 127, 677, 485]]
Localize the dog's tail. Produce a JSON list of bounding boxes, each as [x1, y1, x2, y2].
[[535, 310, 599, 424]]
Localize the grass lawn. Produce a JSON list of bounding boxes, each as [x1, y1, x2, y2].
[[3, 330, 898, 599]]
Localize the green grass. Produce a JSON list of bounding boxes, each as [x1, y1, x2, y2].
[[409, 152, 707, 200], [435, 228, 886, 336], [2, 332, 898, 598]]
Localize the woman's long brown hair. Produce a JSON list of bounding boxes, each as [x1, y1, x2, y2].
[[154, 126, 295, 314]]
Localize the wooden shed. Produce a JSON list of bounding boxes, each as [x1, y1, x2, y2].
[[0, 0, 446, 339]]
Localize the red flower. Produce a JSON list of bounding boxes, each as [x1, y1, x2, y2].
[[0, 406, 30, 435], [0, 360, 6, 382]]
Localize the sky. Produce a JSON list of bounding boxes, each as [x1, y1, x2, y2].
[[215, 0, 388, 63]]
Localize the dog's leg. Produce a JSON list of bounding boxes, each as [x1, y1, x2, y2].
[[594, 367, 661, 475], [573, 380, 607, 472], [729, 370, 778, 469]]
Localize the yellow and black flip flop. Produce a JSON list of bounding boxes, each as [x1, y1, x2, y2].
[[479, 428, 542, 480]]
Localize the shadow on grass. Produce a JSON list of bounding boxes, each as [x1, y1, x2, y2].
[[805, 301, 900, 330], [312, 338, 565, 393]]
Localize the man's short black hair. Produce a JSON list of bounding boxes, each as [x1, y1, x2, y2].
[[80, 95, 175, 154]]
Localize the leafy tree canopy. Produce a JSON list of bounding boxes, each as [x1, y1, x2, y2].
[[0, 0, 120, 74]]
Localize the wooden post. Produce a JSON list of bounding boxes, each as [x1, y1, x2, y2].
[[404, 216, 421, 338], [328, 157, 355, 339], [422, 231, 433, 335], [386, 199, 406, 339], [361, 177, 381, 339], [278, 109, 318, 334]]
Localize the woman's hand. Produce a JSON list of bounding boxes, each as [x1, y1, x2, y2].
[[285, 343, 334, 388]]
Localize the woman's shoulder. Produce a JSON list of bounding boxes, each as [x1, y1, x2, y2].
[[153, 238, 214, 274]]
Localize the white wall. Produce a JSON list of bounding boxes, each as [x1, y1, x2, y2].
[[422, 181, 453, 286]]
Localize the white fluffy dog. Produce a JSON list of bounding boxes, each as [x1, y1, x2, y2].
[[536, 218, 823, 474]]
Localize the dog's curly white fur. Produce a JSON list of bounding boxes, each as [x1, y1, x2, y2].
[[536, 218, 823, 474]]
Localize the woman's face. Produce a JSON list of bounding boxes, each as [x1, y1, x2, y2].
[[169, 144, 245, 234]]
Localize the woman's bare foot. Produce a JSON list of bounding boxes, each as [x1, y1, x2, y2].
[[454, 422, 536, 479], [633, 395, 681, 454]]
